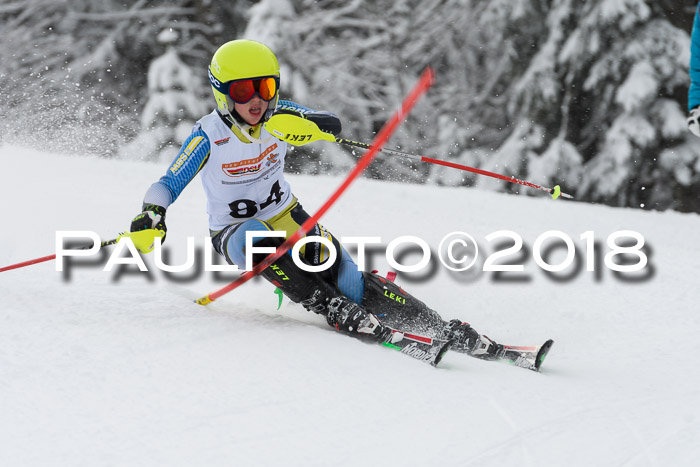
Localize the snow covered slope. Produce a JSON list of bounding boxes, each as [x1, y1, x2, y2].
[[1, 145, 699, 466]]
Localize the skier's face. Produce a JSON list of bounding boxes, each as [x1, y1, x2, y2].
[[234, 96, 267, 126]]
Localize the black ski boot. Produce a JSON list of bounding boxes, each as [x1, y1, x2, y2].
[[445, 319, 505, 360], [252, 237, 388, 342], [326, 296, 391, 341]]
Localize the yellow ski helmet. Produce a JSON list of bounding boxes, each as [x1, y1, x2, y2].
[[208, 40, 280, 124]]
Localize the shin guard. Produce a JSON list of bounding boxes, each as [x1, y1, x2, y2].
[[360, 272, 446, 338], [251, 236, 339, 314]]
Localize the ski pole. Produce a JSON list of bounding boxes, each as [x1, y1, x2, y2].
[[195, 67, 436, 305], [265, 114, 573, 200], [336, 138, 572, 200], [0, 229, 164, 273]]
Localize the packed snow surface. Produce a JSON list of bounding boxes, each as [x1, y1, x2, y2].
[[1, 146, 699, 466]]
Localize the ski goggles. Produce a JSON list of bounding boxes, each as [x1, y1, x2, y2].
[[218, 75, 279, 104]]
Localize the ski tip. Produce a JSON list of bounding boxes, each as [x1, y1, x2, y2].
[[534, 339, 554, 372]]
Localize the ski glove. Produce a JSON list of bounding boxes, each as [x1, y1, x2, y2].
[[688, 106, 700, 138], [130, 204, 167, 240]]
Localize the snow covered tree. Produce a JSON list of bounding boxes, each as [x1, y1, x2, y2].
[[2, 0, 700, 212], [0, 0, 250, 156], [119, 29, 208, 162], [555, 0, 693, 210]]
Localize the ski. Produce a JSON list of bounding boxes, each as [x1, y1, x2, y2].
[[381, 330, 453, 367], [498, 339, 554, 372]]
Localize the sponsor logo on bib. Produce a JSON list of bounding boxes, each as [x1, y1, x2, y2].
[[221, 143, 279, 177]]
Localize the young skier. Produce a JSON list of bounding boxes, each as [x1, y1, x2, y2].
[[130, 39, 550, 369], [689, 2, 700, 136]]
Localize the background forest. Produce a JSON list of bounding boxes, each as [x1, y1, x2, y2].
[[1, 0, 699, 212]]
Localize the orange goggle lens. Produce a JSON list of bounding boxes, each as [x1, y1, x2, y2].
[[228, 77, 278, 104]]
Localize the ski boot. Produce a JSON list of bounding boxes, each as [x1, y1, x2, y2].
[[325, 295, 391, 341], [445, 319, 505, 360], [322, 291, 451, 366], [250, 236, 389, 342], [446, 320, 553, 371]]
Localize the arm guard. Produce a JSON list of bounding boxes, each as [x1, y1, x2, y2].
[[275, 100, 342, 136]]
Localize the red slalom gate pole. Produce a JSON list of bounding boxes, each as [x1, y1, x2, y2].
[[195, 67, 435, 305]]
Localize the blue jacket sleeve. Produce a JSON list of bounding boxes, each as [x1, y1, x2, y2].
[[142, 128, 211, 209], [689, 3, 700, 110]]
